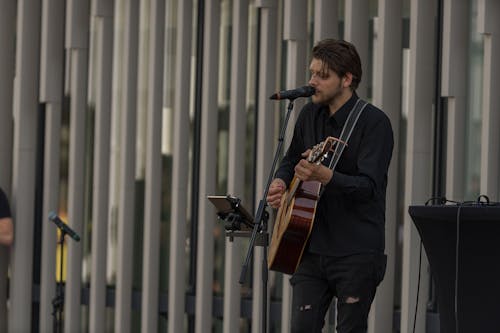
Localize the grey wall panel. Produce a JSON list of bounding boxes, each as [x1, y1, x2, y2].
[[106, 1, 125, 329], [39, 104, 62, 333], [141, 0, 165, 331], [63, 3, 90, 331], [114, 1, 140, 332], [368, 1, 402, 332], [441, 0, 469, 97], [168, 0, 193, 332], [218, 0, 231, 104], [64, 48, 89, 333], [135, 0, 150, 178], [479, 0, 500, 200], [344, 0, 369, 98], [38, 1, 65, 332], [442, 0, 468, 201], [282, 42, 308, 147], [283, 0, 308, 134], [478, 0, 499, 33], [283, 0, 306, 41], [400, 0, 436, 332], [40, 0, 65, 103], [0, 1, 15, 328], [66, 0, 91, 49], [0, 0, 15, 187], [8, 0, 41, 331], [445, 96, 466, 200], [252, 3, 278, 333], [254, 0, 273, 7], [88, 1, 114, 331], [224, 0, 249, 332], [93, 0, 114, 16], [314, 0, 339, 43], [280, 1, 308, 331], [195, 0, 221, 331]]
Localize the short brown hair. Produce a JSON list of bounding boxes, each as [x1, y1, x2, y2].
[[312, 39, 362, 90]]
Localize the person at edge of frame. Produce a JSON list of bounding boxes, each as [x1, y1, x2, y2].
[[266, 38, 394, 333], [0, 187, 14, 246]]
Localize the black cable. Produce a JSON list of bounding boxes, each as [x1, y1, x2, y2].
[[452, 199, 473, 333], [454, 203, 463, 333], [476, 194, 490, 205], [424, 196, 461, 206], [412, 240, 423, 333]]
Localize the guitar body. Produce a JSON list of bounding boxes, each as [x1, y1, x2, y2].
[[267, 136, 341, 274], [268, 178, 322, 274]]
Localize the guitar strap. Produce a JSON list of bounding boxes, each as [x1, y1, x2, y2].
[[319, 98, 368, 197]]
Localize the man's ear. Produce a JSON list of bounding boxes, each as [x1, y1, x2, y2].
[[342, 72, 353, 88]]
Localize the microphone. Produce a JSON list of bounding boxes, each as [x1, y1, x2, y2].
[[269, 85, 315, 100], [48, 211, 81, 242]]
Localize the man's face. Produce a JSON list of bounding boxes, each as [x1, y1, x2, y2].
[[308, 58, 350, 106]]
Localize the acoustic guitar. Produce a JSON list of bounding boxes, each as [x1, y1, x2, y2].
[[268, 136, 342, 274]]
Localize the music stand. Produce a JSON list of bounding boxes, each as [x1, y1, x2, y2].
[[208, 195, 267, 245]]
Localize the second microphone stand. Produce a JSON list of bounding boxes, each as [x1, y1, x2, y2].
[[52, 229, 66, 333], [239, 98, 297, 333], [50, 215, 80, 333]]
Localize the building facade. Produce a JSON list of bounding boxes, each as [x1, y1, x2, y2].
[[0, 0, 498, 332]]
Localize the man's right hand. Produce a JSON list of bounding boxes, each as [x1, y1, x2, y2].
[[266, 178, 286, 209]]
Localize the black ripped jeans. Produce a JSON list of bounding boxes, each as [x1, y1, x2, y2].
[[290, 252, 387, 333]]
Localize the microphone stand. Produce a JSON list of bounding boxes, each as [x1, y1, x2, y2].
[[239, 98, 297, 333], [52, 229, 66, 333]]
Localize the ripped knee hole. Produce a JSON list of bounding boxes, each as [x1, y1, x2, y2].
[[344, 296, 360, 304], [298, 304, 313, 311]]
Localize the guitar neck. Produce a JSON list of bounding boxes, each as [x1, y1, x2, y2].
[[286, 177, 301, 207]]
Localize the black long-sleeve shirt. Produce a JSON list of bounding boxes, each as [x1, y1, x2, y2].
[[0, 188, 11, 219], [274, 93, 394, 256]]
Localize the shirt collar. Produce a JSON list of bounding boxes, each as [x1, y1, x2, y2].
[[321, 92, 359, 128]]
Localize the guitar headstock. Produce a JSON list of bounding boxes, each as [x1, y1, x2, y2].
[[307, 136, 346, 164]]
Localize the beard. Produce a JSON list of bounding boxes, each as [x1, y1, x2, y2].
[[311, 81, 344, 105]]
